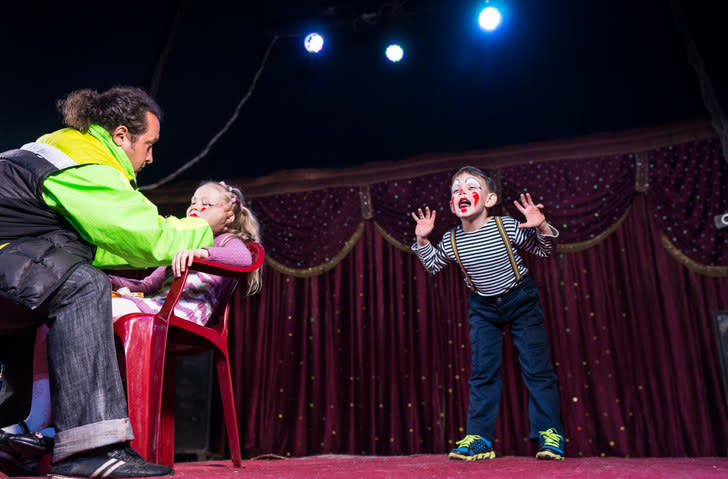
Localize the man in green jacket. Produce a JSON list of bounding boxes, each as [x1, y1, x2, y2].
[[0, 86, 213, 477]]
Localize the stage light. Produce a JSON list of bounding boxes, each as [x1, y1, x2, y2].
[[478, 6, 502, 31], [716, 212, 728, 230], [385, 44, 404, 62], [304, 32, 324, 53]]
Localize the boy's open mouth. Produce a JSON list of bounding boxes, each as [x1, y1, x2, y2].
[[458, 198, 471, 208]]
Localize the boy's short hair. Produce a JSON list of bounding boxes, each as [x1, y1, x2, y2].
[[451, 166, 496, 194]]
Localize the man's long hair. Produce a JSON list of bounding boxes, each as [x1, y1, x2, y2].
[[56, 86, 162, 138]]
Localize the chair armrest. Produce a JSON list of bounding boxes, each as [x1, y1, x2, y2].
[[188, 242, 265, 277], [156, 242, 264, 323]]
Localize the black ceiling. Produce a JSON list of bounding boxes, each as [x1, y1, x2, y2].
[[1, 0, 725, 188]]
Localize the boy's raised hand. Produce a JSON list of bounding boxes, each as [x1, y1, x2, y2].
[[412, 206, 436, 245], [514, 192, 547, 230]]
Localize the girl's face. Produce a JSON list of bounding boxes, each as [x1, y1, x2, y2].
[[187, 184, 234, 235]]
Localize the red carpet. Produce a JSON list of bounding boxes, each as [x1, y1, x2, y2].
[[170, 455, 727, 479], [5, 455, 728, 479]]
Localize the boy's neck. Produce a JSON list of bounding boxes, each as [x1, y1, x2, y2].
[[460, 209, 491, 232]]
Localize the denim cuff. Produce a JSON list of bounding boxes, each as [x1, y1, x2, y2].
[[53, 418, 134, 462]]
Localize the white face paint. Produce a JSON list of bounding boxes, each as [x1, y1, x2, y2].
[[451, 175, 485, 216], [465, 177, 481, 188], [451, 176, 482, 195]]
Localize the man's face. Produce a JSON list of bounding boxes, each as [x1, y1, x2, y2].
[[449, 173, 493, 219], [120, 111, 160, 173]]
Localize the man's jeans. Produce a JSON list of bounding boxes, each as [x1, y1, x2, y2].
[[42, 264, 134, 462], [465, 276, 562, 441]]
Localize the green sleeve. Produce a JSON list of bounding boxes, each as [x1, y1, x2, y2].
[[42, 164, 214, 269]]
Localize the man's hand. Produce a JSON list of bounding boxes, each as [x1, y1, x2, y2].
[[411, 207, 436, 246], [513, 193, 549, 232], [171, 248, 210, 277]]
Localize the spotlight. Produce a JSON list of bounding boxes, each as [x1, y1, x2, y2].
[[385, 44, 404, 62], [716, 212, 728, 231], [478, 6, 502, 31], [304, 32, 324, 53]]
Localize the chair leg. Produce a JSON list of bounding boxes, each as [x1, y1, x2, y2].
[[158, 356, 176, 467], [215, 351, 242, 467], [117, 316, 169, 464]]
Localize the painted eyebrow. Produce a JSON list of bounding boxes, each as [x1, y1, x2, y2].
[[465, 177, 481, 187]]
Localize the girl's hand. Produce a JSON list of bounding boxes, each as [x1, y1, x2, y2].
[[513, 193, 547, 230], [172, 248, 210, 277], [411, 207, 436, 246]]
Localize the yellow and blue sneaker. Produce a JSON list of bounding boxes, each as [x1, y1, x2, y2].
[[536, 428, 565, 460], [448, 434, 496, 461]]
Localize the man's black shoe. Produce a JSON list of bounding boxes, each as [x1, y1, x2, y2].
[[0, 429, 14, 454], [8, 431, 54, 455], [48, 443, 173, 478], [0, 449, 38, 476]]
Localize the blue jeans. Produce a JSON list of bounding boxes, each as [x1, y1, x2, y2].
[[465, 276, 562, 441], [40, 264, 133, 461]]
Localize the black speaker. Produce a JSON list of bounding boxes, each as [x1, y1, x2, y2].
[[714, 311, 728, 413], [174, 351, 219, 461]]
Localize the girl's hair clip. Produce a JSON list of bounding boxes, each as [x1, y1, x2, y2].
[[218, 180, 233, 193]]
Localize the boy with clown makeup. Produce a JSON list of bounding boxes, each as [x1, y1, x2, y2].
[[411, 166, 564, 461]]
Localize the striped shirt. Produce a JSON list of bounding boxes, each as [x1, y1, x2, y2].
[[412, 216, 559, 296]]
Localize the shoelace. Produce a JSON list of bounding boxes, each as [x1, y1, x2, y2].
[[455, 434, 482, 447], [122, 446, 150, 465], [106, 446, 147, 466], [539, 429, 562, 448]]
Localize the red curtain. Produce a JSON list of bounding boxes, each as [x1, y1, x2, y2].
[[221, 135, 728, 458], [228, 206, 728, 458]]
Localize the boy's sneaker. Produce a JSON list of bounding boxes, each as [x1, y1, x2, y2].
[[536, 428, 565, 460], [48, 443, 174, 478], [448, 434, 496, 461]]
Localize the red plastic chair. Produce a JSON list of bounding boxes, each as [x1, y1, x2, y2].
[[113, 242, 264, 468]]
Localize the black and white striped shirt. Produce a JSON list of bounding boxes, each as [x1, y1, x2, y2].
[[412, 216, 559, 296]]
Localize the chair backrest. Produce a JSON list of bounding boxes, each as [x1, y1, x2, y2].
[[161, 242, 264, 339]]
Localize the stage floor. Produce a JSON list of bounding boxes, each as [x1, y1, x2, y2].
[[173, 455, 726, 479], [6, 455, 728, 479]]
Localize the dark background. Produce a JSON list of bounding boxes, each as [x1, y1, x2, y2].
[[0, 0, 724, 188]]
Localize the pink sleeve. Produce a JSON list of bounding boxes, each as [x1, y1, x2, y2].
[[108, 266, 169, 295], [203, 237, 253, 266]]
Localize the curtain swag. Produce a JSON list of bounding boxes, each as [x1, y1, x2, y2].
[[265, 221, 367, 278], [262, 135, 727, 277], [660, 234, 728, 277]]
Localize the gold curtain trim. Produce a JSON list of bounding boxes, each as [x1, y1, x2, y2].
[[660, 234, 728, 277], [264, 221, 367, 278], [373, 221, 415, 253], [556, 206, 632, 253]]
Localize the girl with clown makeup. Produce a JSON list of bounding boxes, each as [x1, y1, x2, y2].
[[411, 166, 564, 462]]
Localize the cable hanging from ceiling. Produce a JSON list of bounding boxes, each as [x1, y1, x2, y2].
[[141, 33, 281, 190]]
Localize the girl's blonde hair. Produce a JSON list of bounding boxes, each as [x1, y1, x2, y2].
[[202, 181, 262, 295]]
